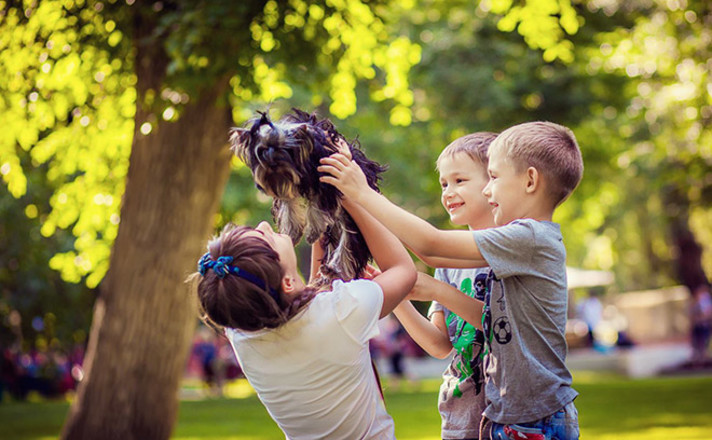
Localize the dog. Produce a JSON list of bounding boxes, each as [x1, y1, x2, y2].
[[229, 108, 387, 284]]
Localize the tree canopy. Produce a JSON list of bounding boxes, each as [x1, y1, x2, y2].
[[0, 0, 585, 288]]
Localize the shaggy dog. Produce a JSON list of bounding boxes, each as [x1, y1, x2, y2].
[[229, 109, 387, 284]]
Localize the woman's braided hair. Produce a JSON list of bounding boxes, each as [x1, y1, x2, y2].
[[194, 224, 315, 332]]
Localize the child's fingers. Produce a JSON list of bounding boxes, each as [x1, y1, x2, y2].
[[320, 153, 351, 167], [317, 163, 342, 177], [335, 139, 352, 160], [361, 264, 382, 279], [319, 175, 337, 186], [319, 156, 345, 169]]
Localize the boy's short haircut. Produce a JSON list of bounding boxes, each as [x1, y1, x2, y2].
[[490, 122, 583, 207], [436, 132, 498, 175]]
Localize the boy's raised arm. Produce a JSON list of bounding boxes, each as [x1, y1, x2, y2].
[[408, 249, 489, 269], [392, 302, 452, 359], [408, 272, 484, 331], [319, 153, 487, 267]]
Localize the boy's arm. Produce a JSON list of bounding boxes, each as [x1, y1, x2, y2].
[[392, 302, 452, 359], [319, 154, 487, 266], [409, 249, 489, 269], [409, 272, 484, 331]]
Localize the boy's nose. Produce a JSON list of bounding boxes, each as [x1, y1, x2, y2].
[[442, 185, 456, 199]]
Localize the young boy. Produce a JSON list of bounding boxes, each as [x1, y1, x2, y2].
[[319, 121, 583, 439], [392, 132, 497, 440]]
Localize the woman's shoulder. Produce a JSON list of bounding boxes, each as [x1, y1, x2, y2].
[[321, 279, 383, 315], [329, 278, 383, 297]]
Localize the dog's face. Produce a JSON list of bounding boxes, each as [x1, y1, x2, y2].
[[229, 112, 338, 200], [231, 109, 388, 282]]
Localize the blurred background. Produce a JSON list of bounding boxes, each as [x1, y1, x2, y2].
[[1, 0, 711, 439]]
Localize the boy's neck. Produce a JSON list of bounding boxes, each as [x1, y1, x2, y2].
[[503, 212, 554, 225], [468, 218, 496, 231], [527, 212, 554, 223], [527, 204, 555, 223], [514, 198, 555, 224]]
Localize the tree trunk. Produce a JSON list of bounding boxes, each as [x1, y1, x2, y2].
[[664, 185, 709, 293], [61, 13, 233, 440], [671, 217, 709, 293]]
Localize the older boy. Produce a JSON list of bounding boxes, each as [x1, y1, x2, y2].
[[319, 121, 583, 439]]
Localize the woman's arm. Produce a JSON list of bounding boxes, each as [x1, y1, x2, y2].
[[343, 199, 417, 319]]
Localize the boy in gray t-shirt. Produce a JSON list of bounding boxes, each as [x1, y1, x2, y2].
[[474, 220, 578, 426], [319, 121, 584, 439]]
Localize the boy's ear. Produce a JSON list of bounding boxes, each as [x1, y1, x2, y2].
[[525, 167, 540, 194]]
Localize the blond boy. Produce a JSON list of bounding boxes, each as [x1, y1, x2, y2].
[[319, 121, 583, 439], [393, 132, 496, 440]]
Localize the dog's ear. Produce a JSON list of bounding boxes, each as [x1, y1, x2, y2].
[[228, 128, 252, 156]]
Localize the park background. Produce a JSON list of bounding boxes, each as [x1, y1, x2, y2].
[[1, 0, 711, 439]]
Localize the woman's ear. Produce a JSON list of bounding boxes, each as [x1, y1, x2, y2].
[[281, 275, 297, 295], [525, 166, 540, 194]]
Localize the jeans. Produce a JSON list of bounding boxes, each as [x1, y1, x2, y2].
[[489, 401, 579, 440]]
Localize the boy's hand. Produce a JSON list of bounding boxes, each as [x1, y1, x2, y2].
[[334, 138, 352, 160], [406, 272, 442, 302], [318, 149, 369, 202]]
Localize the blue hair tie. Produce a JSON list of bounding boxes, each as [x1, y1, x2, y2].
[[212, 256, 233, 278], [198, 253, 214, 276], [198, 252, 281, 303]]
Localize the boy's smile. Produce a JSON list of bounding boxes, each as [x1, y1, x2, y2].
[[483, 147, 532, 226], [446, 201, 464, 213], [438, 153, 492, 229]]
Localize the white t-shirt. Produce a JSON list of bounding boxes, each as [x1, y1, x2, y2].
[[225, 279, 394, 440]]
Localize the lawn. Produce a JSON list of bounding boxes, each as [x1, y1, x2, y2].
[[1, 372, 711, 439]]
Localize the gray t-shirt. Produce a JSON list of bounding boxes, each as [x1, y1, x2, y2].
[[428, 267, 489, 439], [473, 219, 578, 424]]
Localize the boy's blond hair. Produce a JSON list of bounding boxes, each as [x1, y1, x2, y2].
[[436, 132, 498, 175], [490, 121, 583, 207]]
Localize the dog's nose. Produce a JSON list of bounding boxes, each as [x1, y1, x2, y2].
[[257, 145, 275, 163]]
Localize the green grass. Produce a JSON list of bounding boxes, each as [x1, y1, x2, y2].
[[572, 372, 712, 440], [1, 373, 711, 439]]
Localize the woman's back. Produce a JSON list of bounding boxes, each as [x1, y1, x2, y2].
[[226, 279, 394, 440]]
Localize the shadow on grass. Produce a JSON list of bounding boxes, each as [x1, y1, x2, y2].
[[0, 399, 70, 439], [1, 374, 711, 439], [173, 379, 444, 439]]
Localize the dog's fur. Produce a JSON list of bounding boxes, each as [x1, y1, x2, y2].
[[229, 108, 387, 284]]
